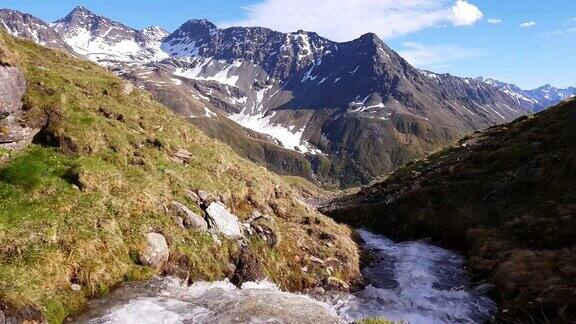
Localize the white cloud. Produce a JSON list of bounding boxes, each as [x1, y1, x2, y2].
[[398, 42, 484, 68], [227, 0, 483, 42], [488, 18, 502, 24], [449, 0, 483, 26], [520, 21, 537, 28]]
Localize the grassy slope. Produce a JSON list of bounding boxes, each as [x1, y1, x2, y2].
[[0, 33, 360, 323], [323, 100, 576, 323]]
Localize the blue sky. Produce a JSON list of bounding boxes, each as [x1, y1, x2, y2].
[[2, 0, 575, 89]]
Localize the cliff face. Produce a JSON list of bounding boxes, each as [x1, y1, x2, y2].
[[322, 99, 576, 323]]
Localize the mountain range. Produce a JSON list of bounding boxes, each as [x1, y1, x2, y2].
[[1, 6, 571, 187], [475, 77, 576, 112]]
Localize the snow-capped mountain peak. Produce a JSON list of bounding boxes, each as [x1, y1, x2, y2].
[[141, 26, 169, 42], [476, 77, 576, 112], [50, 6, 169, 63]]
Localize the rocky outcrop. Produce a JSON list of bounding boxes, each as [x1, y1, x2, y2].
[[140, 232, 169, 269], [171, 201, 208, 231], [322, 100, 576, 323], [0, 65, 39, 150], [205, 202, 243, 238]]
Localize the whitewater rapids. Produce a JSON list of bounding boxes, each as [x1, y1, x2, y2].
[[74, 230, 496, 323]]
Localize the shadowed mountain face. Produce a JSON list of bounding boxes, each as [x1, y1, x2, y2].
[[321, 98, 576, 323], [0, 7, 532, 187]]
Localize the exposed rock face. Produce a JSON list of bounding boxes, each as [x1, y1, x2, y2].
[[140, 232, 169, 269], [0, 65, 39, 150], [322, 100, 576, 323], [205, 202, 242, 238]]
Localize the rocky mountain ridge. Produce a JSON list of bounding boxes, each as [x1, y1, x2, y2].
[[476, 76, 576, 112], [0, 6, 540, 187]]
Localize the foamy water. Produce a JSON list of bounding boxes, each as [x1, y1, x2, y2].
[[321, 229, 496, 323], [74, 230, 496, 324]]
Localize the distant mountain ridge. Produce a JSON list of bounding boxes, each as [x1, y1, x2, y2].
[[0, 6, 551, 187], [476, 77, 576, 112]]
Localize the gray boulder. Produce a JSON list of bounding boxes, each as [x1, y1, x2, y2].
[[140, 232, 169, 269], [0, 66, 39, 150], [205, 202, 242, 238], [172, 201, 208, 231]]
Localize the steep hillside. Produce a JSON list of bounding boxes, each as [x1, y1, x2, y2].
[[0, 33, 360, 323], [0, 7, 531, 188], [322, 99, 576, 323]]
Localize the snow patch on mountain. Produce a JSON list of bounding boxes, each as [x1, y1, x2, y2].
[[229, 111, 316, 153], [173, 58, 242, 87]]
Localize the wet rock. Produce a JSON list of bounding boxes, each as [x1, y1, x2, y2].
[[172, 201, 208, 231], [0, 306, 43, 324], [163, 255, 190, 283], [140, 232, 169, 269], [205, 202, 242, 238], [471, 283, 496, 296], [0, 66, 39, 150], [232, 248, 265, 285]]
